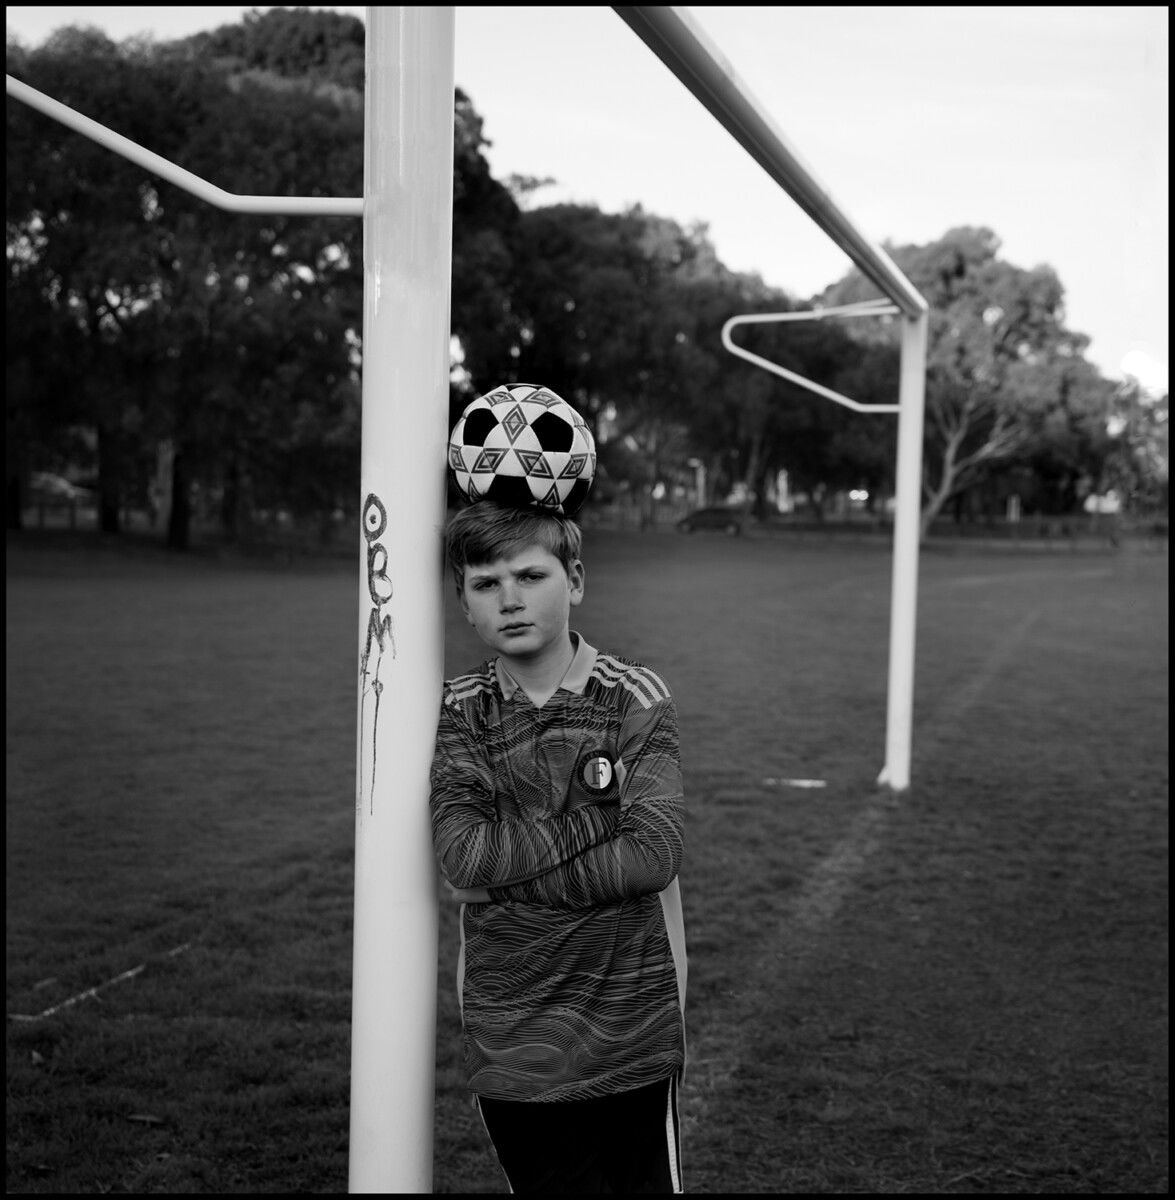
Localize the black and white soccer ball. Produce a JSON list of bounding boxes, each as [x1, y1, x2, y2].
[[448, 383, 597, 516]]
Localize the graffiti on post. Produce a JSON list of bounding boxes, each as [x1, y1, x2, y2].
[[359, 492, 395, 814]]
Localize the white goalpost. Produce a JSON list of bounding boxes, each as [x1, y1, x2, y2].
[[347, 9, 453, 1192], [7, 5, 927, 1193]]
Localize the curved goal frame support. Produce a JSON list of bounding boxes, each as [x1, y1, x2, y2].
[[722, 300, 902, 413], [4, 73, 363, 216]]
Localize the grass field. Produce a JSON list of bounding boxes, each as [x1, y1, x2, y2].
[[6, 528, 1168, 1194]]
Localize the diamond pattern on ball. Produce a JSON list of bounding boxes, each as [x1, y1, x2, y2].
[[499, 404, 529, 443]]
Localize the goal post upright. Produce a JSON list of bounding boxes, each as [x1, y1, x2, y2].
[[880, 311, 929, 792], [348, 7, 454, 1192]]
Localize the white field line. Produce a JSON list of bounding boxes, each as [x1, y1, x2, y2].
[[8, 943, 192, 1022], [918, 608, 1041, 743], [681, 792, 893, 1142], [784, 800, 890, 935], [772, 609, 1041, 941]]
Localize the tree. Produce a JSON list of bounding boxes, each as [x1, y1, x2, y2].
[[8, 12, 548, 543], [820, 226, 1111, 534], [1001, 354, 1118, 515], [187, 6, 366, 95], [6, 29, 195, 533], [1101, 379, 1169, 516], [6, 20, 365, 546]]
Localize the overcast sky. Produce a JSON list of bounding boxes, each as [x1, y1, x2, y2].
[[6, 5, 1169, 394]]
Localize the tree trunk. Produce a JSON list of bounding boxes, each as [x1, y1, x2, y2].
[[167, 451, 191, 551], [7, 475, 23, 530], [643, 453, 662, 530], [220, 457, 242, 542], [809, 484, 827, 523], [740, 432, 765, 520], [920, 471, 955, 538], [96, 423, 122, 535]]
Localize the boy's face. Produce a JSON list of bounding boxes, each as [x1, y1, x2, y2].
[[459, 544, 584, 665]]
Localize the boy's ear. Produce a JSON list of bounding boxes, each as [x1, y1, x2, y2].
[[568, 559, 585, 606], [456, 581, 473, 622]]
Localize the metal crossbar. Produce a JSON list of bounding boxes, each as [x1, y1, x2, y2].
[[612, 7, 927, 319]]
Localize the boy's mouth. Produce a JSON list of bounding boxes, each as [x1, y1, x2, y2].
[[500, 622, 531, 634]]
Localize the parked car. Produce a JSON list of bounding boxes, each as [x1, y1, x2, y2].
[[675, 506, 746, 536]]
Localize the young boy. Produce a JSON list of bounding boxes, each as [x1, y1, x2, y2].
[[430, 500, 688, 1194]]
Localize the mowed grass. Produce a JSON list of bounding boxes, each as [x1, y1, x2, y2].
[[6, 529, 1168, 1194]]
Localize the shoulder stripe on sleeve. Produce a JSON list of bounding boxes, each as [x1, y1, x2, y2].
[[591, 654, 671, 709], [446, 670, 495, 706], [628, 662, 671, 703]]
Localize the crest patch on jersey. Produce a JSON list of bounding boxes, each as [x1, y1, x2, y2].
[[577, 750, 616, 794]]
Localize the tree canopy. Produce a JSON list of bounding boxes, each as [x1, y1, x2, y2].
[[7, 11, 1163, 544], [818, 226, 1147, 530]]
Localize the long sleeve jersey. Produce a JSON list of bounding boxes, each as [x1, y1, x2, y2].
[[429, 633, 687, 1102]]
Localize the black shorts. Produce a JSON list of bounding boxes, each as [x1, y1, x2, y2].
[[476, 1074, 683, 1194]]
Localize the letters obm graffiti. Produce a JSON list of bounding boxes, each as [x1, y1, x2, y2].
[[359, 493, 394, 813]]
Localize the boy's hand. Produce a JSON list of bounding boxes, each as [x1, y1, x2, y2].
[[443, 880, 492, 904]]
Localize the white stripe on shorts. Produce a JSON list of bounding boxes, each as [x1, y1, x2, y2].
[[666, 1073, 683, 1193]]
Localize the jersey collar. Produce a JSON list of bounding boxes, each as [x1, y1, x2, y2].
[[494, 631, 598, 701]]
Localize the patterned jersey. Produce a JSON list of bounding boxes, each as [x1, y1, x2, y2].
[[430, 633, 687, 1102]]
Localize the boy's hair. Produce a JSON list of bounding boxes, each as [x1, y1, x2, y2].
[[444, 501, 583, 589]]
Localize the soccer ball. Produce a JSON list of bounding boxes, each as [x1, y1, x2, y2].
[[448, 383, 597, 516]]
